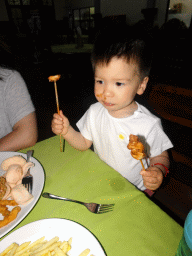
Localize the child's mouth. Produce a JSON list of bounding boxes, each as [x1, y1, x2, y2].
[[103, 102, 114, 107]]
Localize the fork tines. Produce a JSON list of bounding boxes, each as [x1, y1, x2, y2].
[[22, 176, 33, 194], [98, 204, 115, 214]]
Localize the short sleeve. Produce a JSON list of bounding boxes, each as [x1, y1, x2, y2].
[[146, 119, 173, 157], [4, 71, 35, 127], [76, 107, 93, 141]]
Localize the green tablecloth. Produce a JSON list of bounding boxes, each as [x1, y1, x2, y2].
[[0, 136, 183, 255]]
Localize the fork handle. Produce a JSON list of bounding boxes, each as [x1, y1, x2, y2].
[[27, 150, 33, 162], [42, 193, 84, 205], [25, 150, 33, 177]]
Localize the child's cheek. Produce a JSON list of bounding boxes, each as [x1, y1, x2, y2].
[[95, 87, 102, 99], [96, 93, 103, 98], [95, 93, 107, 102]]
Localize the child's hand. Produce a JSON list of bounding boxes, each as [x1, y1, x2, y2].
[[51, 110, 70, 136], [140, 166, 163, 191]]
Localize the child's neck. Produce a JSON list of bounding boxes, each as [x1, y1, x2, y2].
[[108, 101, 138, 118]]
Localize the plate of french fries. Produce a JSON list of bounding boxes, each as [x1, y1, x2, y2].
[[0, 152, 45, 239], [0, 218, 106, 256]]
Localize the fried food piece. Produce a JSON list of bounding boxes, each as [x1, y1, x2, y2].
[[1, 156, 26, 171], [0, 201, 20, 229], [0, 206, 21, 228], [127, 134, 146, 160], [0, 205, 10, 217], [11, 184, 34, 205], [48, 75, 61, 82], [1, 182, 11, 200], [5, 164, 23, 186], [0, 177, 7, 200], [0, 199, 18, 206]]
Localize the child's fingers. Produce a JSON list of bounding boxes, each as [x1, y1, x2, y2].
[[59, 111, 70, 127], [53, 113, 63, 121], [51, 116, 64, 133], [52, 124, 63, 136], [140, 170, 151, 176], [140, 171, 156, 179], [59, 110, 65, 118], [51, 121, 62, 130], [52, 116, 63, 125]]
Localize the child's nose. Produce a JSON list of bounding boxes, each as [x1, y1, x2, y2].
[[103, 84, 113, 97]]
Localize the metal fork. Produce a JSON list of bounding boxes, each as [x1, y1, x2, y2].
[[42, 193, 115, 214], [22, 150, 33, 194]]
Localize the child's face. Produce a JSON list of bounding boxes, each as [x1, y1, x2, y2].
[[94, 57, 148, 118]]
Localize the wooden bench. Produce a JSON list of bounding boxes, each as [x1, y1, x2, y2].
[[145, 84, 192, 225]]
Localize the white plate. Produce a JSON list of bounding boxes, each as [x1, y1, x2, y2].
[[0, 152, 45, 239], [0, 218, 106, 255]]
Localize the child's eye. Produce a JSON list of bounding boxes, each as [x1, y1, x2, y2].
[[95, 80, 104, 85], [116, 82, 125, 86]]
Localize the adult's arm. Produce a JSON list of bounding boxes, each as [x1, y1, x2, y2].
[[0, 112, 38, 151]]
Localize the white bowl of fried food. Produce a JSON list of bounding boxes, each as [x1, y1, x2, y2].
[[0, 155, 35, 230], [0, 152, 44, 238]]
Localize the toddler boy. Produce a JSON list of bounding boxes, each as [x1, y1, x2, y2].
[[52, 26, 173, 193]]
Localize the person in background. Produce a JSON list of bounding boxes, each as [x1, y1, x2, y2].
[[51, 25, 173, 195], [0, 66, 38, 151]]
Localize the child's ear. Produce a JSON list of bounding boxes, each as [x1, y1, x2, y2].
[[137, 77, 149, 95]]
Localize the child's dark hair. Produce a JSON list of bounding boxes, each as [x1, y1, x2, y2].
[[91, 24, 153, 80]]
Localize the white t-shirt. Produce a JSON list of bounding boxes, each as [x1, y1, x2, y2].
[[77, 102, 173, 191]]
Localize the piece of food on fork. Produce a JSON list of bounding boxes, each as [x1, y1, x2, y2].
[[48, 74, 61, 82], [127, 134, 146, 170], [48, 74, 63, 152], [127, 134, 146, 160]]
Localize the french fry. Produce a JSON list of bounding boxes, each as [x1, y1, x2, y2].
[[60, 240, 70, 253], [68, 237, 72, 246], [53, 247, 66, 256], [34, 237, 59, 253], [7, 244, 18, 256], [17, 252, 30, 256], [60, 241, 67, 253], [15, 241, 31, 255], [27, 237, 46, 250], [0, 235, 92, 256], [30, 241, 48, 252], [34, 242, 61, 256], [0, 242, 18, 256], [79, 249, 91, 256]]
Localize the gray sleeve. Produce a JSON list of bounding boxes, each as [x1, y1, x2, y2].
[[4, 71, 35, 127]]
